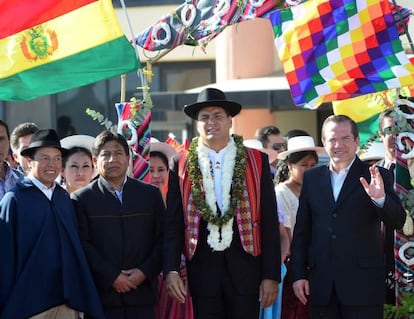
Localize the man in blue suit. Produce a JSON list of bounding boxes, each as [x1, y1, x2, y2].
[[291, 115, 405, 319], [0, 129, 104, 319]]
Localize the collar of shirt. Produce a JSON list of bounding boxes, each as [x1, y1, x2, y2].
[[100, 175, 127, 203], [384, 158, 395, 170], [207, 145, 228, 212], [27, 175, 57, 200], [329, 157, 355, 201], [208, 146, 227, 168], [0, 162, 23, 199], [329, 157, 355, 175], [0, 162, 21, 181]]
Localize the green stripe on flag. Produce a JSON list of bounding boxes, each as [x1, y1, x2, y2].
[[0, 37, 139, 101], [356, 114, 379, 146]]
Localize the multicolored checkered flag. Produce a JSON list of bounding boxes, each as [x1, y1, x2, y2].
[[268, 0, 414, 109]]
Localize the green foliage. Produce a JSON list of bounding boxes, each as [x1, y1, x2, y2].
[[85, 108, 117, 132], [401, 189, 414, 220], [384, 293, 414, 319]]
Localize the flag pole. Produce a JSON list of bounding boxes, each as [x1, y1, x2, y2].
[[141, 48, 173, 85], [120, 74, 126, 103], [391, 0, 414, 54]]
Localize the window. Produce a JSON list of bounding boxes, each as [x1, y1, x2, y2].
[[54, 61, 215, 140]]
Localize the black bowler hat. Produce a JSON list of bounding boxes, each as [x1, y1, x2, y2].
[[21, 129, 69, 157], [183, 88, 242, 120]]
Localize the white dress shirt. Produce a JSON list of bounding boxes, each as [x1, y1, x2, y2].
[[208, 146, 227, 212]]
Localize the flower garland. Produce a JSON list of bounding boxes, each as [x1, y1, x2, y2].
[[188, 134, 246, 226], [188, 135, 246, 250]]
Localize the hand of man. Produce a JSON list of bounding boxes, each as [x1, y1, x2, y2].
[[112, 272, 136, 293], [122, 268, 146, 287], [259, 279, 279, 308], [165, 271, 186, 303], [292, 279, 309, 305], [360, 165, 385, 199]]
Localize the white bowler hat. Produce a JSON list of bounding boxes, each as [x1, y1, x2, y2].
[[150, 137, 178, 159], [243, 139, 278, 163], [277, 136, 325, 160], [60, 134, 95, 153], [359, 142, 385, 162]]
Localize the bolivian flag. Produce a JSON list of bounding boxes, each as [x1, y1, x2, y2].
[[0, 0, 139, 101], [332, 91, 396, 146]]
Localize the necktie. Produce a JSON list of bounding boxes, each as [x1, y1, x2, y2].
[[388, 163, 395, 184]]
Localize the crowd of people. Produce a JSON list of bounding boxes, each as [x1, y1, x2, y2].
[[0, 87, 407, 319]]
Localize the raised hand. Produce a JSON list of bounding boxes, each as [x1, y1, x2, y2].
[[360, 165, 385, 199]]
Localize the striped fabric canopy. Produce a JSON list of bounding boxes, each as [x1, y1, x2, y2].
[[136, 0, 283, 52]]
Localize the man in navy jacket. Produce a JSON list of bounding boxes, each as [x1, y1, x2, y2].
[[291, 115, 405, 319], [0, 129, 104, 319]]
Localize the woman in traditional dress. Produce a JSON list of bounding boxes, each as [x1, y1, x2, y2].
[[275, 135, 325, 319], [149, 140, 194, 319]]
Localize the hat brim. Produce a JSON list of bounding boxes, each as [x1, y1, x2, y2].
[[60, 135, 95, 153], [21, 144, 69, 157], [243, 139, 278, 163], [277, 146, 326, 161], [183, 100, 241, 120], [150, 142, 178, 159]]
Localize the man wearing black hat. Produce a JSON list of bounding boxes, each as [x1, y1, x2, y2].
[[0, 129, 104, 319], [164, 88, 281, 319]]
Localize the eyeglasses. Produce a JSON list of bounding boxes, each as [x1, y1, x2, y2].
[[325, 136, 355, 145], [381, 126, 398, 136], [272, 143, 287, 151]]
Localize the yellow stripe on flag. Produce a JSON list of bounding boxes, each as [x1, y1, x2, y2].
[[332, 93, 391, 123], [0, 0, 124, 78]]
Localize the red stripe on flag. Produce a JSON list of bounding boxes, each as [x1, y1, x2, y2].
[[0, 0, 97, 39]]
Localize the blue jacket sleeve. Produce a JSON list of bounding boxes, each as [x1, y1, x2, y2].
[[0, 193, 17, 311]]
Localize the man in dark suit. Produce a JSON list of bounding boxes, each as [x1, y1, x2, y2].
[[377, 109, 396, 170], [72, 131, 164, 319], [164, 88, 281, 319], [376, 109, 398, 305], [291, 115, 405, 319]]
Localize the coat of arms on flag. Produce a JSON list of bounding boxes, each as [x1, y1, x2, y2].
[[0, 0, 139, 101]]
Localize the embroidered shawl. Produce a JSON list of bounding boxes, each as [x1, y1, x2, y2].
[[178, 148, 263, 260]]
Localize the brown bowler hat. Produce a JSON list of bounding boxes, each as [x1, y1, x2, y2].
[[183, 88, 242, 120]]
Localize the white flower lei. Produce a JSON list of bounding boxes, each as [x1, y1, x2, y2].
[[197, 137, 237, 251]]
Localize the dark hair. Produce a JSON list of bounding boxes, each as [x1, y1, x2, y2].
[[321, 115, 359, 141], [63, 146, 93, 167], [150, 151, 169, 169], [0, 120, 10, 141], [93, 131, 129, 157], [285, 129, 309, 140], [255, 125, 281, 148], [378, 109, 394, 131], [276, 150, 319, 184], [10, 122, 39, 152]]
